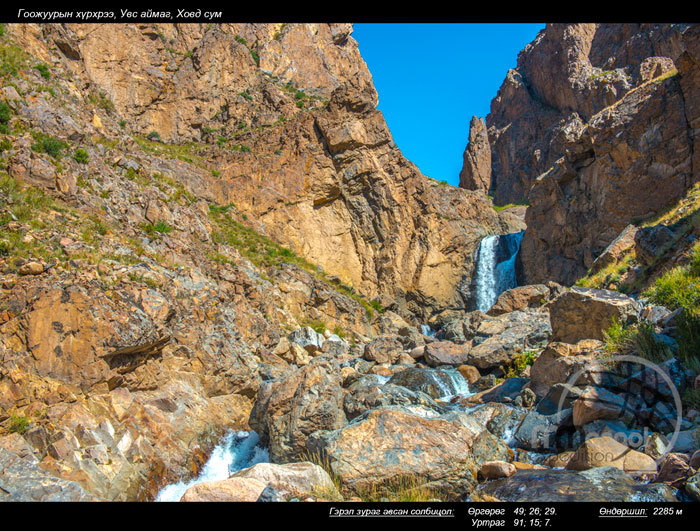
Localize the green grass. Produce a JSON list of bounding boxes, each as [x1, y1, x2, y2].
[[87, 90, 115, 113], [7, 413, 30, 434], [208, 205, 377, 318], [301, 318, 327, 335], [30, 132, 66, 159], [603, 319, 674, 364], [140, 220, 174, 239], [493, 201, 529, 212], [33, 63, 50, 79], [502, 350, 538, 378], [72, 148, 89, 164], [0, 42, 27, 78]]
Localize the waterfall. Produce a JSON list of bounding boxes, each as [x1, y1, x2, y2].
[[474, 231, 524, 312], [155, 430, 269, 502]]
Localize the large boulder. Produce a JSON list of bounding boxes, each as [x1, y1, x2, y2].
[[423, 341, 471, 367], [363, 334, 404, 364], [566, 436, 658, 475], [306, 407, 511, 499], [180, 477, 267, 502], [288, 327, 326, 354], [528, 340, 606, 398], [548, 287, 640, 343], [467, 309, 551, 370], [231, 461, 339, 497], [248, 358, 347, 463], [487, 284, 551, 316]]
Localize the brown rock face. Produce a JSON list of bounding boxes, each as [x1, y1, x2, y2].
[[459, 116, 491, 193], [457, 23, 697, 286], [8, 23, 518, 318]]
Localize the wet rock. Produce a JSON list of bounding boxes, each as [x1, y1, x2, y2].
[[472, 467, 678, 502], [386, 367, 467, 399], [655, 453, 692, 486], [343, 382, 447, 420], [463, 377, 529, 405], [479, 461, 516, 480], [686, 471, 700, 501], [457, 364, 481, 385]]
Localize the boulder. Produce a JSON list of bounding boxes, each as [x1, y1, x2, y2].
[[248, 359, 347, 463], [528, 340, 605, 398], [467, 310, 551, 370], [287, 327, 325, 354], [363, 335, 404, 364], [306, 407, 511, 499], [343, 382, 447, 420], [479, 461, 516, 480], [423, 341, 471, 367], [180, 477, 267, 501], [566, 436, 658, 475], [487, 284, 550, 316], [232, 461, 339, 497], [548, 287, 640, 343]]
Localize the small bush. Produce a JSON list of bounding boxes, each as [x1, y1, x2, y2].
[[146, 131, 161, 141], [212, 169, 220, 177], [118, 120, 127, 128], [33, 63, 50, 79], [72, 148, 89, 164], [239, 90, 252, 101], [8, 413, 30, 434], [88, 90, 115, 113], [30, 132, 66, 158]]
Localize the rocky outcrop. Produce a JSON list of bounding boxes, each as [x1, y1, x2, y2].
[[459, 116, 491, 193], [8, 23, 520, 319], [457, 24, 698, 286]]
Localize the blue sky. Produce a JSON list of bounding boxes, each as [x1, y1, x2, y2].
[[352, 23, 545, 186]]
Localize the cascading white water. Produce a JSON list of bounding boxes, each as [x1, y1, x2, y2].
[[155, 430, 269, 502], [474, 231, 524, 312]]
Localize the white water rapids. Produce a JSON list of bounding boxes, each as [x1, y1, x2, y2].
[[156, 430, 269, 502]]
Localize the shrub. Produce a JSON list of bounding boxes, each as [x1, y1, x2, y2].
[[146, 131, 161, 141], [72, 148, 89, 164], [8, 413, 30, 434], [31, 132, 66, 158], [212, 169, 220, 177], [118, 120, 127, 128], [239, 90, 252, 101], [33, 63, 50, 79], [0, 100, 11, 134], [88, 90, 115, 113]]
